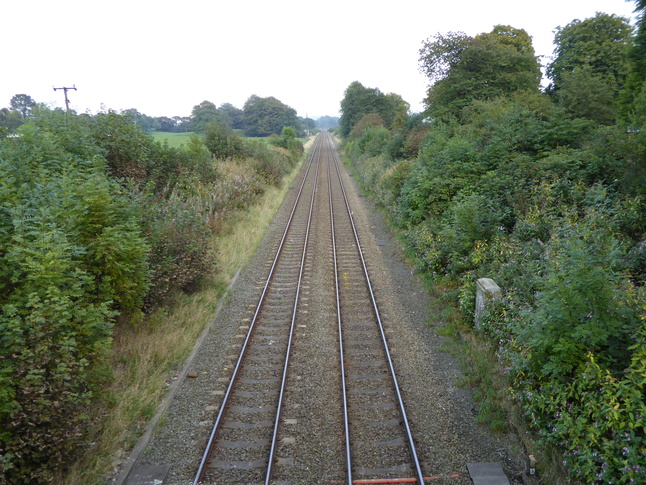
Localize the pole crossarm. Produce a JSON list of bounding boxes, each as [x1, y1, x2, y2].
[[53, 85, 77, 114]]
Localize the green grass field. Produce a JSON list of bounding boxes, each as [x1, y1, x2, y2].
[[149, 131, 196, 148]]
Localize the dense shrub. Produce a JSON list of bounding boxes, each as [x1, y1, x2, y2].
[[141, 193, 214, 309], [246, 135, 302, 187], [86, 112, 153, 182], [0, 125, 148, 482], [0, 107, 304, 481], [519, 346, 646, 484], [204, 122, 244, 160], [345, 90, 646, 481]]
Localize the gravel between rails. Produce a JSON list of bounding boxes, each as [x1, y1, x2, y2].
[[125, 140, 532, 485]]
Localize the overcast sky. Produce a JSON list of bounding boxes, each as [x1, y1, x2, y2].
[[3, 0, 639, 119]]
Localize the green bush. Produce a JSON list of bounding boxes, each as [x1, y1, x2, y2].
[[141, 193, 214, 309], [518, 342, 646, 483], [0, 125, 148, 481], [0, 235, 114, 482], [521, 206, 640, 379], [244, 138, 299, 187], [0, 103, 308, 481], [344, 85, 646, 482], [87, 112, 153, 182], [204, 122, 244, 160], [268, 126, 304, 160]]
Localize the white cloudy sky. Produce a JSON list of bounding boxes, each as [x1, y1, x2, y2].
[[2, 0, 639, 119]]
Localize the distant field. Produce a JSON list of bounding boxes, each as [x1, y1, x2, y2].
[[149, 130, 308, 149], [149, 131, 196, 148]]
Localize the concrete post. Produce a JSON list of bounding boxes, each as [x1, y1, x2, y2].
[[475, 278, 501, 328]]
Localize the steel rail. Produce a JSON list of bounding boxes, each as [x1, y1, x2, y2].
[[192, 136, 323, 485], [326, 134, 353, 485], [264, 134, 322, 484], [327, 132, 425, 485]]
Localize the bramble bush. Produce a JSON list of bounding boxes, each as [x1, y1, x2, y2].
[[519, 348, 646, 483], [140, 192, 214, 309]]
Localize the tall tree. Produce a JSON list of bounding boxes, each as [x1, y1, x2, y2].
[[419, 26, 541, 119], [9, 94, 36, 120], [172, 116, 192, 133], [242, 95, 298, 137], [338, 81, 409, 137], [191, 101, 221, 133], [621, 0, 646, 117], [121, 108, 159, 132], [547, 13, 633, 93], [316, 116, 339, 130], [557, 66, 617, 124], [219, 103, 244, 130], [300, 116, 316, 132], [382, 92, 410, 132], [155, 116, 176, 132], [0, 107, 23, 132], [418, 31, 472, 83]]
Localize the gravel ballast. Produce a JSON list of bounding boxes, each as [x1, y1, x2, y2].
[[122, 138, 532, 484]]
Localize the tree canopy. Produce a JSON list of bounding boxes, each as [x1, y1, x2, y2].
[[219, 102, 244, 130], [9, 94, 35, 120], [547, 13, 633, 91], [338, 81, 409, 137], [419, 25, 541, 119], [242, 95, 299, 137], [621, 0, 646, 115], [191, 100, 222, 133], [546, 13, 633, 124]]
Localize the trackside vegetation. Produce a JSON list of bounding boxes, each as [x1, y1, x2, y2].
[[340, 11, 645, 484], [0, 105, 304, 482]]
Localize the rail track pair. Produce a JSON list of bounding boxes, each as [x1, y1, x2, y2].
[[193, 132, 424, 485]]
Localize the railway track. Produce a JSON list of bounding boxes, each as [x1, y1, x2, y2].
[[193, 132, 425, 485]]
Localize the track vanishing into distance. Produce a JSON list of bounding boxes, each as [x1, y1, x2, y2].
[[129, 129, 526, 485], [193, 133, 427, 485]]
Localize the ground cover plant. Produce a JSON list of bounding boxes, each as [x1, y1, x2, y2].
[[0, 105, 304, 482], [340, 11, 646, 483]]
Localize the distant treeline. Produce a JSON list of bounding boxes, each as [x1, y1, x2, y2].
[[0, 94, 339, 136], [340, 9, 645, 484]]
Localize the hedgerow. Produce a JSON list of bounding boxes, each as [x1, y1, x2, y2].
[[0, 123, 146, 482], [0, 107, 304, 482], [343, 91, 646, 481]]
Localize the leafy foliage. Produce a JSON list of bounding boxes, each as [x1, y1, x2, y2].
[[0, 102, 304, 481], [0, 124, 145, 482], [344, 16, 646, 479], [547, 13, 633, 124], [191, 100, 222, 134], [339, 81, 409, 137], [419, 25, 541, 119], [204, 121, 244, 160], [242, 95, 299, 137], [547, 13, 633, 92]]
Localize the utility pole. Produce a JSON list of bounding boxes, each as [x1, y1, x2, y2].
[[53, 85, 77, 124]]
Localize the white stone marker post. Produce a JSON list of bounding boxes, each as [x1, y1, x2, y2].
[[475, 277, 501, 328]]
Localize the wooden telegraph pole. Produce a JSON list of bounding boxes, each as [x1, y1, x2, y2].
[[53, 85, 77, 124]]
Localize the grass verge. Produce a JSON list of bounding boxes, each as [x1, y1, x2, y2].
[[59, 141, 310, 485]]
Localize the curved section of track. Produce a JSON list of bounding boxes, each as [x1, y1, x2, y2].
[[192, 132, 424, 484]]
